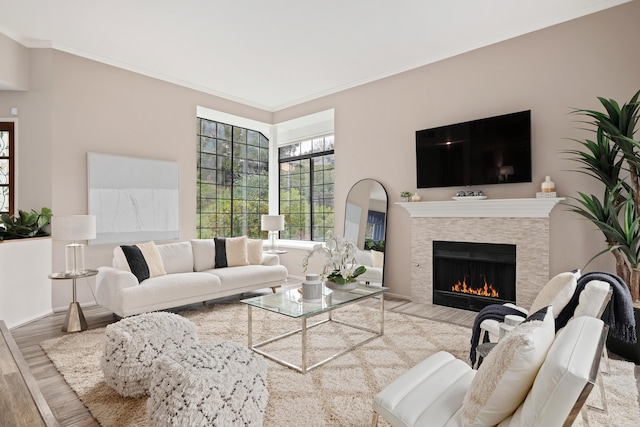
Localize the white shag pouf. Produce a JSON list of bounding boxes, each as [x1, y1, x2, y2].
[[147, 340, 269, 427], [101, 312, 198, 397]]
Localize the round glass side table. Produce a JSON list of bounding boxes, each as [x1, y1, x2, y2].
[[48, 269, 98, 332]]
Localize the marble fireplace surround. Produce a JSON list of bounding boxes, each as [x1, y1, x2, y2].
[[399, 198, 563, 310]]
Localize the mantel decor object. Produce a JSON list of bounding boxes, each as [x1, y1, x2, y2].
[[541, 176, 555, 193]]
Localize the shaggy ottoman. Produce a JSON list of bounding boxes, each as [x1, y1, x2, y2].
[[101, 312, 198, 397], [147, 340, 269, 427]]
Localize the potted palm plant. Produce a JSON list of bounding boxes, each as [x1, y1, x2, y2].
[[566, 90, 640, 362]]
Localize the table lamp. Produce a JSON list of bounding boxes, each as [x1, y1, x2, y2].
[[52, 215, 97, 274], [261, 214, 284, 253]]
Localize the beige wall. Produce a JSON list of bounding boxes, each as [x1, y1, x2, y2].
[[1, 1, 640, 309], [275, 1, 640, 297], [0, 32, 28, 90]]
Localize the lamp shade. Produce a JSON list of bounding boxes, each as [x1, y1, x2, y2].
[[52, 215, 97, 241], [261, 215, 285, 231]]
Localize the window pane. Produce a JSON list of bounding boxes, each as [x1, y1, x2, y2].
[[300, 140, 312, 155], [324, 135, 335, 151], [0, 159, 8, 184], [247, 130, 259, 146], [233, 127, 247, 143], [200, 137, 216, 154], [200, 120, 216, 137], [0, 186, 7, 212], [217, 123, 232, 140], [0, 131, 8, 156]]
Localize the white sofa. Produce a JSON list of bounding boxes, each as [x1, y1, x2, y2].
[[94, 239, 288, 317], [355, 249, 384, 285]]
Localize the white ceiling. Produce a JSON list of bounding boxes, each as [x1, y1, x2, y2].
[[0, 0, 631, 111]]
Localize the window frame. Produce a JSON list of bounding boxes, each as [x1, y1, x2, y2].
[[196, 118, 270, 239], [278, 135, 335, 242], [0, 122, 15, 215]]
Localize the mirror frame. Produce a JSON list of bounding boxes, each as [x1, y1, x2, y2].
[[344, 178, 388, 286]]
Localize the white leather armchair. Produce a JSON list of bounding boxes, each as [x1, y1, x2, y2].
[[372, 316, 607, 427]]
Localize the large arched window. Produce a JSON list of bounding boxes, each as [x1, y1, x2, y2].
[[196, 118, 269, 238]]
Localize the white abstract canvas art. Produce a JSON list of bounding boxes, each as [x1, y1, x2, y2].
[[88, 152, 179, 245]]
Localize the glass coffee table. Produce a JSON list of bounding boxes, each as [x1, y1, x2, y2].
[[241, 284, 387, 373]]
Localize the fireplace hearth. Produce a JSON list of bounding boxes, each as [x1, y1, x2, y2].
[[433, 240, 516, 312]]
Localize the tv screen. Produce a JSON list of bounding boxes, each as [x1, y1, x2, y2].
[[416, 110, 532, 188]]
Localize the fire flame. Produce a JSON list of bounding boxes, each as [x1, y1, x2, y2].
[[451, 276, 499, 297]]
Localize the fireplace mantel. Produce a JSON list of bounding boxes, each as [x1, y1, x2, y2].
[[398, 197, 564, 218]]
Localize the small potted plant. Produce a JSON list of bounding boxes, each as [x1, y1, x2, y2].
[[302, 231, 366, 291], [400, 191, 412, 202]]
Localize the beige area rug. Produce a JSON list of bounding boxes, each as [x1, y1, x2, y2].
[[41, 303, 640, 426]]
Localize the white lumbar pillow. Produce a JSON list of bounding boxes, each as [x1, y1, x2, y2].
[[528, 272, 577, 317], [461, 306, 555, 427]]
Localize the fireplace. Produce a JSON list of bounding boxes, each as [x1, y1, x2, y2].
[[432, 240, 516, 312]]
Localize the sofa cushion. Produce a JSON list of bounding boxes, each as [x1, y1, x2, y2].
[[247, 239, 264, 265], [207, 264, 288, 290], [191, 239, 216, 272], [461, 306, 555, 427], [155, 241, 194, 274], [120, 242, 167, 283], [120, 272, 222, 314]]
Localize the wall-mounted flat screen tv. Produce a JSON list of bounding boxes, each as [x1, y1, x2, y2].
[[416, 110, 532, 188]]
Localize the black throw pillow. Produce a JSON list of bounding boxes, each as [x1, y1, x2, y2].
[[214, 237, 227, 268], [120, 245, 150, 283]]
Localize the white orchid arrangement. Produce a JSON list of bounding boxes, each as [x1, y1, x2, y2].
[[302, 231, 366, 284]]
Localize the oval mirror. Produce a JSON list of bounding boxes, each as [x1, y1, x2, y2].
[[344, 179, 388, 286]]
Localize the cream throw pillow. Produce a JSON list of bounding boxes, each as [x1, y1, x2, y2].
[[225, 236, 249, 267], [461, 306, 555, 427], [136, 241, 167, 277], [247, 238, 264, 265], [528, 272, 577, 317]]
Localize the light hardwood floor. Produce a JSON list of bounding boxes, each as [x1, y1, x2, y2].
[[8, 289, 639, 426]]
